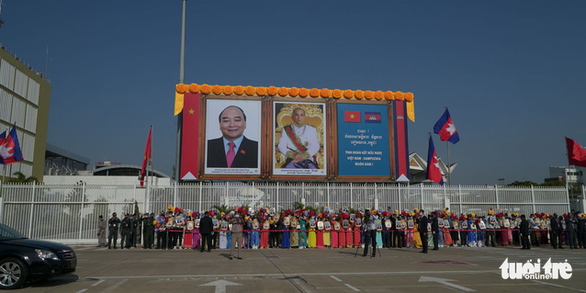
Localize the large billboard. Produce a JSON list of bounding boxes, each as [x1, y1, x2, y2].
[[176, 84, 414, 182]]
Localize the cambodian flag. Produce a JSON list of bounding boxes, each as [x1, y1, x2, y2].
[[0, 125, 24, 165], [364, 112, 381, 123], [433, 108, 459, 144], [426, 135, 443, 185]]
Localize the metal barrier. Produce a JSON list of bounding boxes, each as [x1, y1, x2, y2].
[[0, 181, 575, 243]]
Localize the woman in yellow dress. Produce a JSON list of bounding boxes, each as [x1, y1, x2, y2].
[[308, 216, 317, 248], [413, 209, 422, 248]]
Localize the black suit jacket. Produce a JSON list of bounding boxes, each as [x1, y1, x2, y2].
[[199, 216, 214, 234], [418, 216, 428, 234], [207, 136, 258, 168], [565, 217, 575, 232], [550, 217, 560, 233], [579, 218, 586, 232], [520, 219, 529, 236]]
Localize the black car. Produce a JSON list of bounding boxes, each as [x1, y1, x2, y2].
[[0, 224, 77, 289]]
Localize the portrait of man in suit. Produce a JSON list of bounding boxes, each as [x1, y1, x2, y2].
[[206, 105, 259, 168]]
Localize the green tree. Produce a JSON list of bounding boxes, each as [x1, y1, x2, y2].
[[7, 171, 38, 183], [540, 181, 565, 187], [212, 204, 232, 216], [507, 181, 538, 187]]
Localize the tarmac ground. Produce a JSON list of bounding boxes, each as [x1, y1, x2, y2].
[[14, 244, 586, 293]]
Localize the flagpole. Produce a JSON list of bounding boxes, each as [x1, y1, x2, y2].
[[446, 141, 451, 186], [149, 125, 154, 212], [149, 125, 155, 185]]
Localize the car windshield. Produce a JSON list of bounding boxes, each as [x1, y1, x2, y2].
[[0, 224, 27, 240]]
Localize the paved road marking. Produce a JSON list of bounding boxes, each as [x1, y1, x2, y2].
[[418, 276, 475, 292], [200, 280, 241, 293], [330, 276, 342, 282], [91, 279, 105, 287], [75, 290, 87, 293], [88, 268, 586, 280], [100, 279, 128, 293], [344, 283, 360, 291]]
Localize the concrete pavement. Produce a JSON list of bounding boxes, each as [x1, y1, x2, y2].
[[17, 245, 586, 292]]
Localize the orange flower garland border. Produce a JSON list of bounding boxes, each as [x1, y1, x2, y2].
[[175, 83, 415, 121], [176, 83, 413, 102]]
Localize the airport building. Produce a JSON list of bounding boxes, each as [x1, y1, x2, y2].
[[0, 46, 51, 181]]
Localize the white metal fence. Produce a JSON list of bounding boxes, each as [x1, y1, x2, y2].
[[0, 181, 577, 243]]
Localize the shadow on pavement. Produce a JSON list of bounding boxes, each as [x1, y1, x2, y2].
[[25, 274, 79, 289]]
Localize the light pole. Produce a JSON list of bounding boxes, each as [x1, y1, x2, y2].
[[175, 0, 187, 183]]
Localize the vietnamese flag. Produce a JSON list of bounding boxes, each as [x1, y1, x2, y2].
[[344, 111, 361, 123], [139, 126, 152, 187], [566, 137, 586, 168]]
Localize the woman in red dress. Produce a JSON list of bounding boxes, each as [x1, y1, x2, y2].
[[316, 216, 324, 249], [354, 213, 362, 247], [331, 219, 339, 248], [260, 218, 269, 248]]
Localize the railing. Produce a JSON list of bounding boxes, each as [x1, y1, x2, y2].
[[0, 181, 576, 244]]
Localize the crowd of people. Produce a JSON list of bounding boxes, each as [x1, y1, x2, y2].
[[98, 206, 586, 255]]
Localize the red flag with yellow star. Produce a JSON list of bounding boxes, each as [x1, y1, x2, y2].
[[344, 111, 361, 123], [139, 126, 152, 187], [181, 93, 201, 180]]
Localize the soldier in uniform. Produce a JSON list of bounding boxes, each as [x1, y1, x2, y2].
[[143, 213, 155, 249], [120, 213, 133, 249], [131, 214, 139, 248], [107, 213, 121, 249]]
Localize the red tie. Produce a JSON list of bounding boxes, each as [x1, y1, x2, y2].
[[226, 142, 236, 167]]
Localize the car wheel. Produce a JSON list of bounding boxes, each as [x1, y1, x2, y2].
[[0, 258, 28, 289]]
